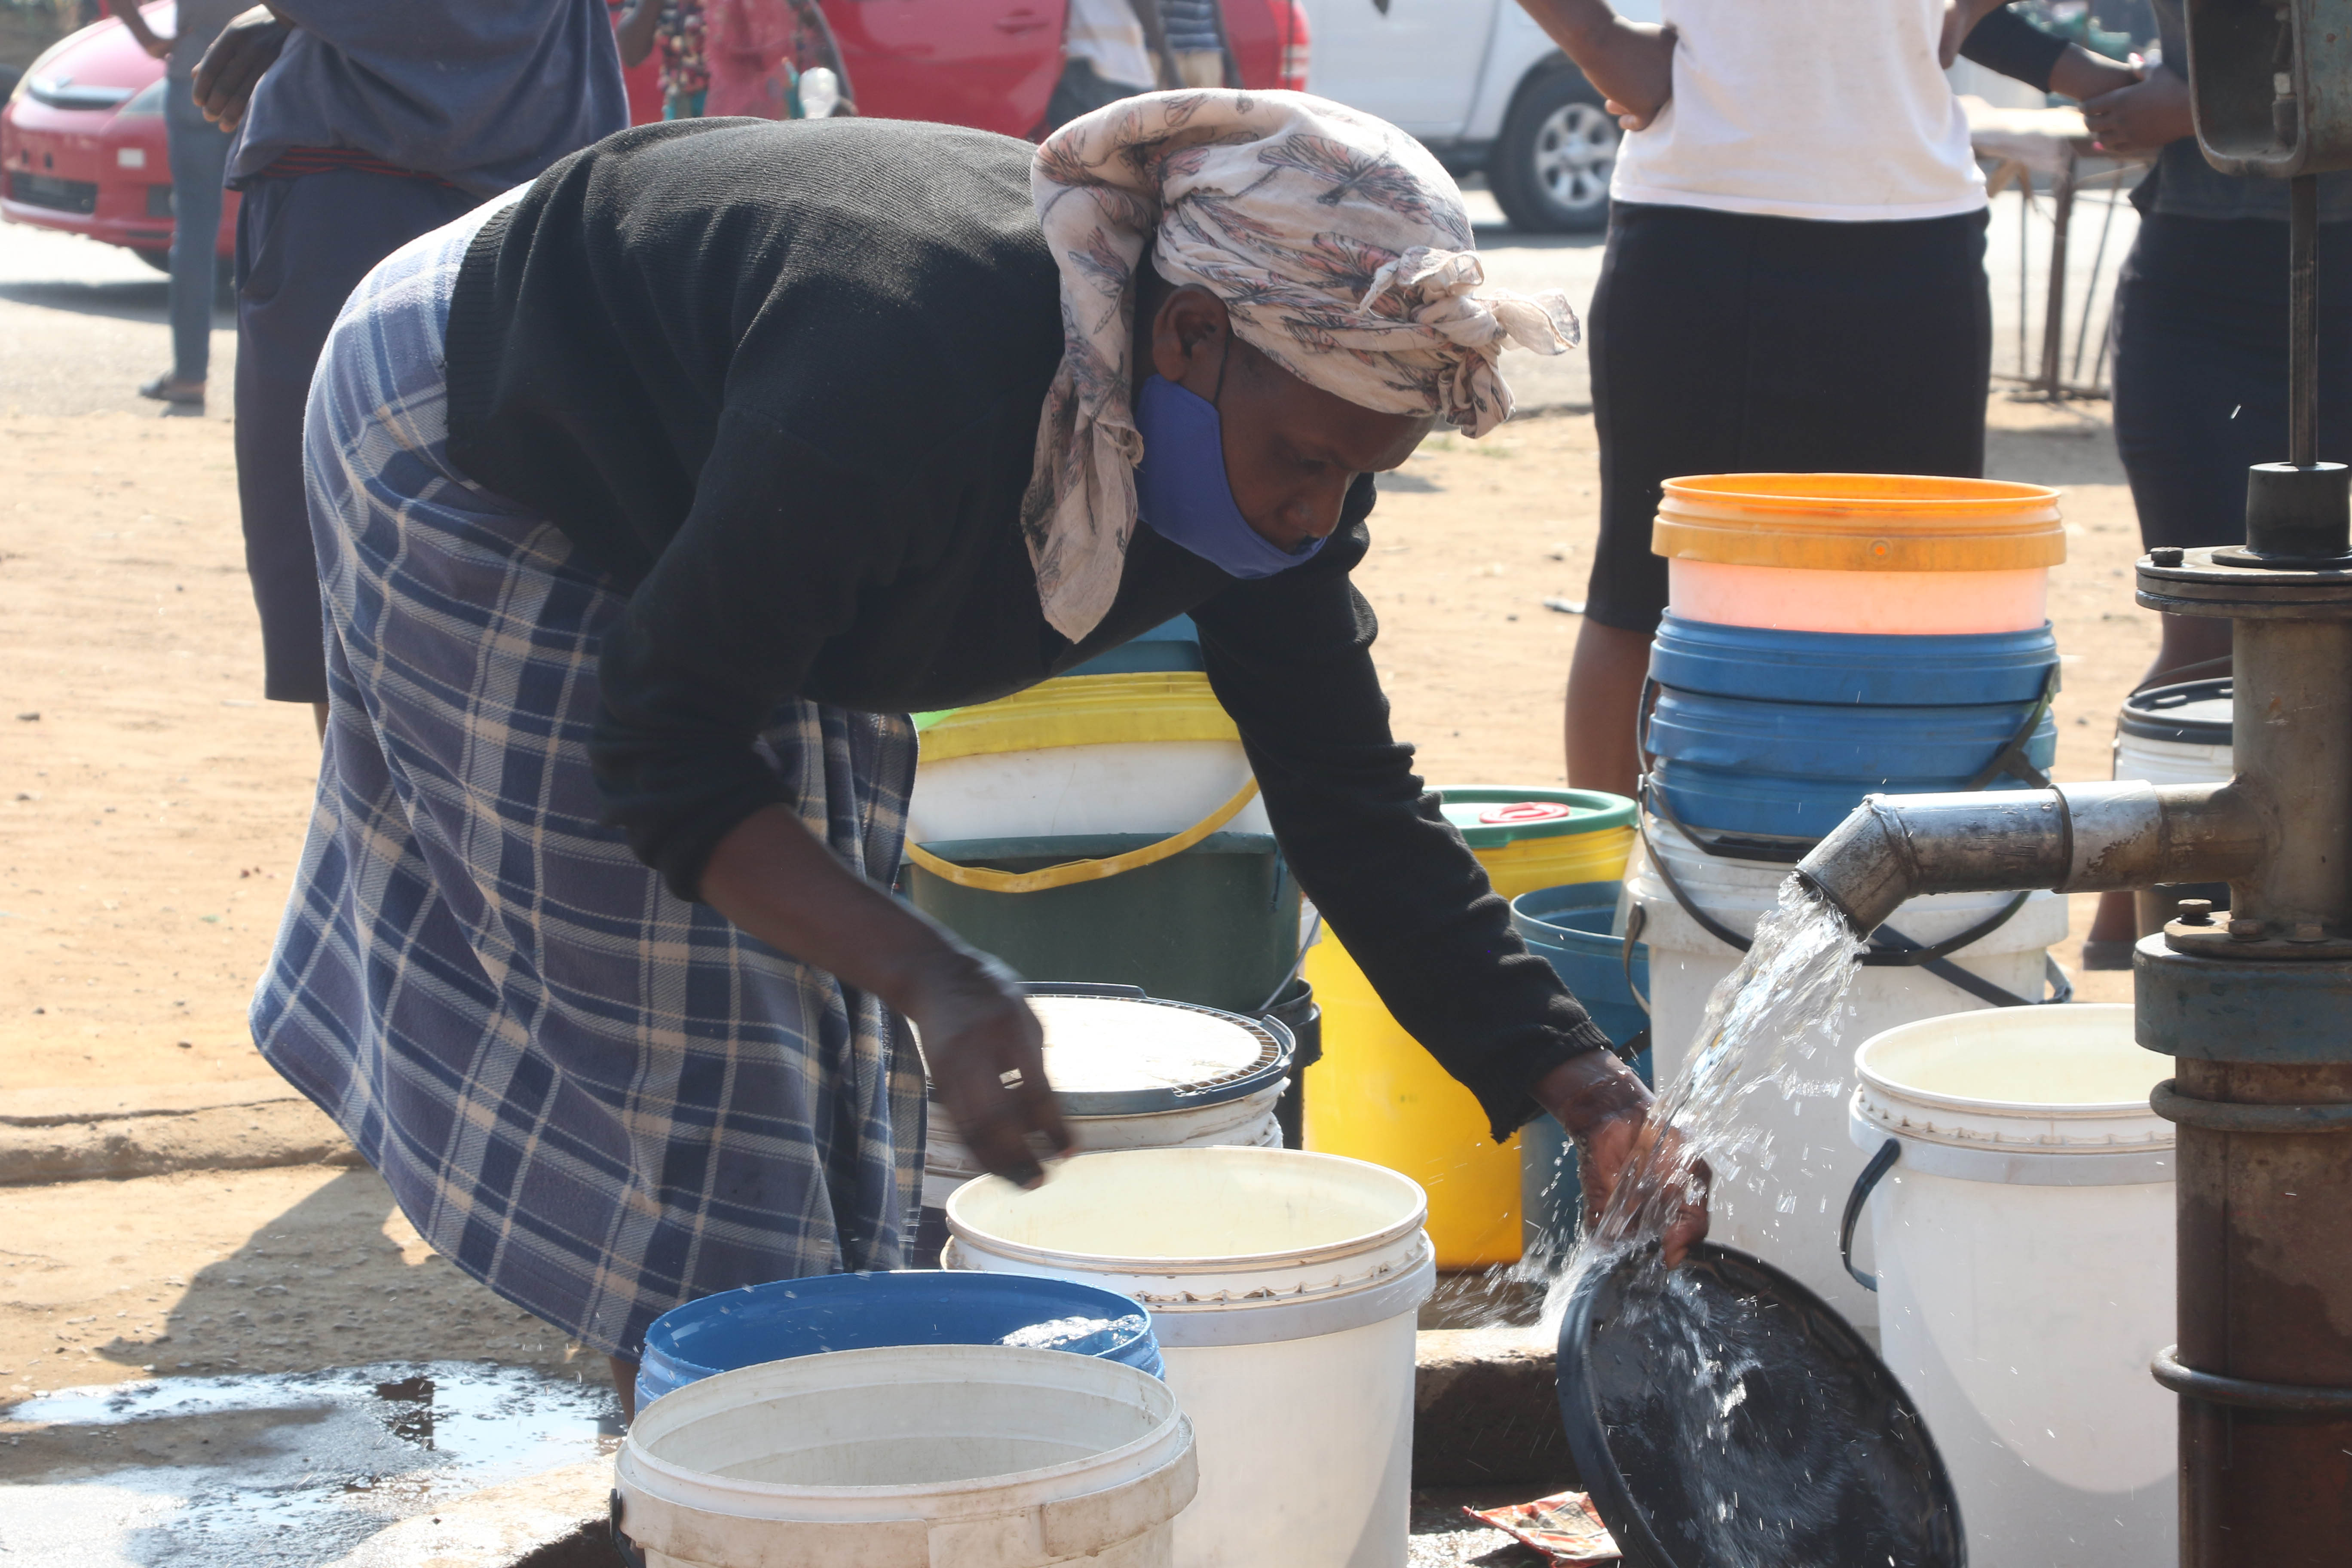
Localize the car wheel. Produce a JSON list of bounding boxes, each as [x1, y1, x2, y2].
[[1489, 69, 1619, 235], [133, 248, 171, 274]]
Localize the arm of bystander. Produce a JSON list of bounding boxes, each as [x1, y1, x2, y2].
[[1514, 0, 1675, 132]]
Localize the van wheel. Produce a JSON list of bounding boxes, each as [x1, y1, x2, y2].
[[133, 248, 172, 274], [1489, 69, 1618, 234]]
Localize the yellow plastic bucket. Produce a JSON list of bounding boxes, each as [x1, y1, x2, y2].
[[1654, 473, 2065, 635], [1303, 787, 1637, 1268]]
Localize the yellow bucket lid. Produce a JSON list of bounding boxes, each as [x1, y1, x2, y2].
[[1651, 473, 2065, 573]]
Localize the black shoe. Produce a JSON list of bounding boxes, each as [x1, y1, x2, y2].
[[2080, 938, 2136, 971], [139, 374, 205, 407]]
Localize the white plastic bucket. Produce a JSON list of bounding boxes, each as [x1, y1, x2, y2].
[[1631, 821, 2069, 1328], [921, 993, 1293, 1214], [923, 1089, 1284, 1210], [909, 741, 1273, 843], [1847, 1004, 2174, 1568], [613, 1343, 1197, 1568], [2113, 730, 2233, 787], [945, 1148, 1436, 1568]]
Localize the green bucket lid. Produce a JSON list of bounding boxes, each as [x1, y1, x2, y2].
[[1434, 786, 1638, 849]]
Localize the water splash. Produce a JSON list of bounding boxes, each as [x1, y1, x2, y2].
[[1535, 879, 1869, 1568], [1574, 879, 1863, 1275], [995, 1314, 1144, 1351]]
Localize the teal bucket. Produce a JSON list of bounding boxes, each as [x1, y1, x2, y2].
[[901, 830, 1300, 1016], [1511, 882, 1653, 1256]]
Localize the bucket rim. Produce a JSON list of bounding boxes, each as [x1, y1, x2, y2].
[[638, 1268, 1156, 1375], [943, 1147, 1429, 1278], [619, 1344, 1185, 1510], [1432, 785, 1637, 845], [1660, 472, 2061, 515], [1853, 1004, 2161, 1121]]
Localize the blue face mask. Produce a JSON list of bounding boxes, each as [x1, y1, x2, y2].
[[1134, 374, 1326, 579]]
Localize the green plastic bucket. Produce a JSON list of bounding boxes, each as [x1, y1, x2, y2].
[[902, 831, 1300, 1016]]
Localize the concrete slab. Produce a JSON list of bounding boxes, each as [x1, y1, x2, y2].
[[1415, 1326, 1575, 1492], [0, 1093, 356, 1185]]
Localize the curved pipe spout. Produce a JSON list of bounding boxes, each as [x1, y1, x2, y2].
[[1793, 781, 2269, 937]]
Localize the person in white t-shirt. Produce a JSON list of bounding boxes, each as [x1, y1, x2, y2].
[[1518, 0, 2119, 796], [1045, 0, 1164, 132]]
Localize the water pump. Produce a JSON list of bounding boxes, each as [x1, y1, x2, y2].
[[1793, 6, 2352, 1562]]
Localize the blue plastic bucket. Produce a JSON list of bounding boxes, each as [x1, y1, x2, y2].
[[1648, 616, 2057, 707], [635, 1270, 1163, 1412], [1064, 614, 1202, 676], [1646, 688, 2057, 840], [1510, 882, 1654, 1254]]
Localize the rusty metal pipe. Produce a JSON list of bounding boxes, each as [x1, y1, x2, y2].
[[1793, 781, 2269, 937]]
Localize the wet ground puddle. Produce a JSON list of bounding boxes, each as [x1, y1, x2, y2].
[[0, 1362, 618, 1565]]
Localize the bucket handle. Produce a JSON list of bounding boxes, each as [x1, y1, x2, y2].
[[610, 1490, 647, 1568], [904, 778, 1260, 894], [1839, 1137, 1901, 1292]]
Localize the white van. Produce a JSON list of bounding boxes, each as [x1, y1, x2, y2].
[[1301, 0, 1660, 232]]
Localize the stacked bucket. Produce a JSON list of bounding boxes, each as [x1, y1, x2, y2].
[[615, 989, 1445, 1568], [1304, 788, 1635, 1268], [902, 617, 1302, 1018], [1631, 473, 2072, 1325]]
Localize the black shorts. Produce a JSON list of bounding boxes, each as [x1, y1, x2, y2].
[[2111, 213, 2352, 552], [1583, 202, 1992, 634], [235, 169, 479, 703]]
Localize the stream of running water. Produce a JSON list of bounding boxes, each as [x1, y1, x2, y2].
[[1558, 879, 1866, 1289], [1529, 880, 1875, 1568]]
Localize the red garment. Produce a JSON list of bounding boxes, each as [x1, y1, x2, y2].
[[704, 0, 797, 118]]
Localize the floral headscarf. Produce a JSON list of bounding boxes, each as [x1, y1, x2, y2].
[[1022, 89, 1580, 641]]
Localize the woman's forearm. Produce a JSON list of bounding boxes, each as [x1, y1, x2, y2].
[[616, 0, 662, 68], [699, 803, 1071, 1185], [1516, 0, 1629, 55], [1516, 0, 1674, 128], [698, 802, 959, 1011]]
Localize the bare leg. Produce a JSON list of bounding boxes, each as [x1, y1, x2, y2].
[[312, 700, 330, 741], [2084, 613, 2235, 956], [610, 1355, 638, 1427], [1564, 620, 1654, 799]]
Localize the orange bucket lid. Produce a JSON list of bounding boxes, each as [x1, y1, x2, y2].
[[1651, 473, 2065, 572]]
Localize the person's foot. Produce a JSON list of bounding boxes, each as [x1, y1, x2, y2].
[[138, 374, 205, 407]]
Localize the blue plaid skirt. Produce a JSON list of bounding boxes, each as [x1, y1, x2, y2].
[[252, 198, 924, 1360]]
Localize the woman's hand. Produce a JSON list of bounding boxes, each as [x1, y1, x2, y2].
[[1519, 2, 1675, 131], [103, 0, 172, 59], [699, 804, 1069, 1188], [2081, 69, 2195, 157], [1534, 1050, 1711, 1267], [900, 946, 1071, 1188], [192, 7, 290, 132], [2048, 45, 2141, 106]]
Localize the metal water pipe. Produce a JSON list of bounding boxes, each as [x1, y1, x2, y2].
[[1792, 5, 2352, 1561]]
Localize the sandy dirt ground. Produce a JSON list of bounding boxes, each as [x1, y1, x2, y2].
[[0, 390, 2153, 1419]]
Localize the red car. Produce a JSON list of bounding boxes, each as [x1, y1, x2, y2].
[[3, 1, 1309, 270], [2, 3, 236, 269]]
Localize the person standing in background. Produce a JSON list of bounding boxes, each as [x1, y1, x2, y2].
[[2065, 0, 2352, 964], [1515, 0, 2149, 799], [107, 0, 241, 413], [190, 2, 626, 734], [617, 0, 708, 119], [1043, 0, 1162, 133], [1158, 0, 1229, 88]]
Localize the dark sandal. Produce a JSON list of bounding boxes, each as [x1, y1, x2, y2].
[[138, 374, 205, 406], [2080, 938, 2137, 971]]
